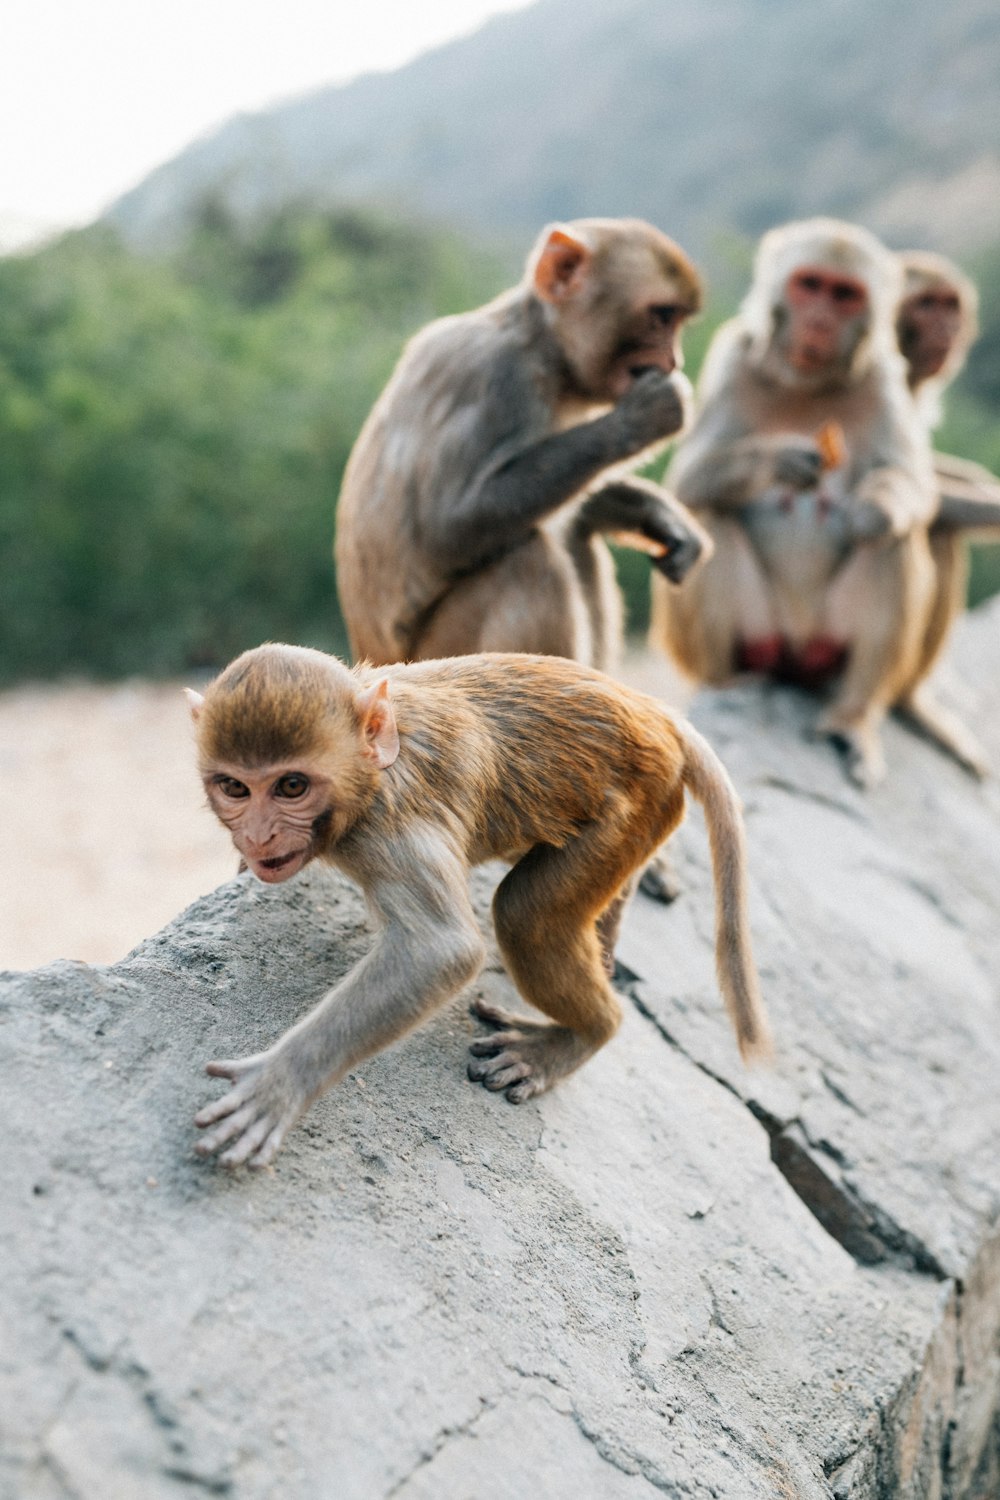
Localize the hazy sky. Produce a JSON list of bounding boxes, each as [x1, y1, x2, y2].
[[2, 0, 532, 238]]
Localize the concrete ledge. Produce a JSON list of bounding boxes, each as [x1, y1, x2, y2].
[[3, 603, 1000, 1499]]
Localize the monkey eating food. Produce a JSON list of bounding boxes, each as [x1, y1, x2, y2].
[[335, 217, 709, 675], [188, 644, 770, 1168], [651, 217, 957, 787]]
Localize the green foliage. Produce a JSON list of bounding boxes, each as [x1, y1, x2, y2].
[[0, 207, 504, 683]]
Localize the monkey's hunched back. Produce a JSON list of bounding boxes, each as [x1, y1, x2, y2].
[[369, 654, 769, 1062], [372, 654, 687, 854]]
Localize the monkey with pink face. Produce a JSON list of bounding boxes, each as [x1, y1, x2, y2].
[[651, 218, 988, 786], [187, 644, 769, 1170]]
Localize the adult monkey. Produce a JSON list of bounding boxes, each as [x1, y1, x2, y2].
[[892, 250, 999, 775], [335, 218, 709, 674], [188, 644, 769, 1168], [650, 218, 949, 788], [897, 250, 1000, 532]]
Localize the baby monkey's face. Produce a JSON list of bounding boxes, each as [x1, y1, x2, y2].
[[203, 763, 333, 884]]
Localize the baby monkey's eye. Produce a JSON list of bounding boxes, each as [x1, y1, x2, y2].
[[216, 776, 250, 799], [275, 773, 309, 798]]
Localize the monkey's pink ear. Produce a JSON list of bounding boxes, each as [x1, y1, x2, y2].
[[184, 688, 204, 721], [533, 227, 591, 303], [357, 679, 400, 769]]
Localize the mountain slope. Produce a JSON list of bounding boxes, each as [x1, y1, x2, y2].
[[107, 0, 1000, 263]]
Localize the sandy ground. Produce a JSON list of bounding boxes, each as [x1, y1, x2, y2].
[[0, 653, 688, 973], [0, 680, 234, 971]]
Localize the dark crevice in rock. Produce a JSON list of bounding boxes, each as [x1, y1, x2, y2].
[[615, 969, 745, 1110], [617, 969, 948, 1279], [820, 1069, 866, 1118], [760, 1118, 947, 1276], [57, 1332, 234, 1496]]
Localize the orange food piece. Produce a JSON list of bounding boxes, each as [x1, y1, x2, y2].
[[609, 529, 668, 557], [815, 421, 847, 471]]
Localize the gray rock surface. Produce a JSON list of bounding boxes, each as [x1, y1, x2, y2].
[[3, 602, 1000, 1500]]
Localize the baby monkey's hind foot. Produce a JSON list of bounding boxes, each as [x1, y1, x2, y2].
[[467, 998, 599, 1103]]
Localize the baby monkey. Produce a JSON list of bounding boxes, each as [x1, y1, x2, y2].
[[189, 645, 769, 1168]]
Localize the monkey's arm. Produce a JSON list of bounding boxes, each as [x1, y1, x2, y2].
[[844, 380, 939, 541], [671, 427, 825, 513], [195, 831, 485, 1168], [931, 453, 1000, 534], [423, 370, 691, 570], [572, 477, 712, 582]]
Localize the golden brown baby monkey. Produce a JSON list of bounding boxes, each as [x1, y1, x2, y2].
[[188, 644, 769, 1168]]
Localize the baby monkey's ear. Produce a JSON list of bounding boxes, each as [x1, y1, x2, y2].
[[357, 679, 400, 769]]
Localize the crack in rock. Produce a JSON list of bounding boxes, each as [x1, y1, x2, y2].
[[617, 970, 947, 1278], [384, 1396, 498, 1497], [54, 1328, 234, 1496], [750, 1112, 948, 1278]]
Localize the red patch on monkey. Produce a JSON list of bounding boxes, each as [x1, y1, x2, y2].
[[738, 634, 848, 687], [737, 635, 784, 673]]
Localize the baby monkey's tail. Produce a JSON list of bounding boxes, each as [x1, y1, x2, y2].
[[678, 721, 772, 1062]]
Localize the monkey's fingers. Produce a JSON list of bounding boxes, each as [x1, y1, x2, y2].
[[194, 1071, 256, 1128], [469, 1030, 526, 1057], [468, 1052, 532, 1091], [218, 1113, 276, 1169], [470, 997, 546, 1032], [205, 1056, 256, 1081], [247, 1123, 287, 1170], [194, 1100, 258, 1156], [650, 533, 704, 584]]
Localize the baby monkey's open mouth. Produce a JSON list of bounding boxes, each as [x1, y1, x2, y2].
[[259, 851, 300, 872]]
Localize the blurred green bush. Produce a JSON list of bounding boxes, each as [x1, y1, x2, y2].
[[0, 205, 505, 683]]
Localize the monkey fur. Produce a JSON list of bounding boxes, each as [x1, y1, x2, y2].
[[188, 644, 769, 1169], [335, 217, 710, 675], [650, 217, 983, 786]]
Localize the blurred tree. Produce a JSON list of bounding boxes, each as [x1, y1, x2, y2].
[[0, 208, 505, 683]]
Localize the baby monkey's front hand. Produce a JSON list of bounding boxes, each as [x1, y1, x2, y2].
[[195, 1045, 311, 1169]]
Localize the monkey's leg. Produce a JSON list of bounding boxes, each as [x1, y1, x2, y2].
[[932, 481, 1000, 535], [892, 532, 988, 777], [470, 798, 682, 1102], [413, 532, 592, 661], [904, 530, 968, 684], [595, 875, 639, 974], [930, 453, 1000, 534], [196, 837, 485, 1167], [650, 518, 776, 684], [895, 685, 989, 779], [817, 534, 935, 789], [560, 524, 625, 672]]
